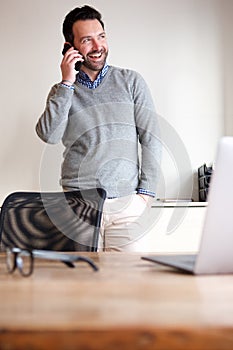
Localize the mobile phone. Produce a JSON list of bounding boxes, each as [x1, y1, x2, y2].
[[62, 43, 82, 71]]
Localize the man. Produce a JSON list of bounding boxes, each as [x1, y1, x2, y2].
[[36, 5, 160, 251]]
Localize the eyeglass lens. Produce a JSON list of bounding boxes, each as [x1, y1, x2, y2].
[[6, 249, 16, 273], [6, 249, 33, 277]]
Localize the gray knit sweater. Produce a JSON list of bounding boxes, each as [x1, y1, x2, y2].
[[36, 66, 160, 197]]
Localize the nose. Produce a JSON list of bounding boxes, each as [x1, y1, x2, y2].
[[91, 38, 101, 51]]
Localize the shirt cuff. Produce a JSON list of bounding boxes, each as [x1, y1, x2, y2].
[[59, 82, 75, 90], [136, 188, 155, 197]]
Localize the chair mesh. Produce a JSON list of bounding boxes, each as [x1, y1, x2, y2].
[[0, 189, 106, 252]]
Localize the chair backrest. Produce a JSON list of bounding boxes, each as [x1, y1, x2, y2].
[[0, 188, 106, 252]]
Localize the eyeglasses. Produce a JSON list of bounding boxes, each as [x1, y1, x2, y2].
[[6, 247, 98, 277]]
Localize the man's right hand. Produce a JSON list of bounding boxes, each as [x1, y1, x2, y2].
[[60, 46, 84, 84]]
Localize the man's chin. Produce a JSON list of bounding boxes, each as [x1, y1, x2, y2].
[[83, 61, 106, 71]]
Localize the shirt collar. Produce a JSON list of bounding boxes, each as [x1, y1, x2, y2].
[[77, 63, 109, 89]]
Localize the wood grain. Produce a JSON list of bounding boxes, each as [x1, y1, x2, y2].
[[0, 252, 233, 349]]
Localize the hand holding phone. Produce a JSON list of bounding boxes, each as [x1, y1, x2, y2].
[[62, 42, 83, 71]]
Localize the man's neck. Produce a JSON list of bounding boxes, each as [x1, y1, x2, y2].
[[80, 66, 100, 81]]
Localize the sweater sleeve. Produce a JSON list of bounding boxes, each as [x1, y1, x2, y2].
[[132, 72, 161, 194], [35, 84, 74, 144]]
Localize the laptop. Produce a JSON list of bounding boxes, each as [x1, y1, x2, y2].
[[142, 136, 233, 274]]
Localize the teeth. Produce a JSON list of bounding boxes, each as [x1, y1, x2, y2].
[[90, 53, 102, 58]]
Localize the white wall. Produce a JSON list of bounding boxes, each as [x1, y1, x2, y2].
[[0, 0, 231, 203], [221, 0, 233, 136]]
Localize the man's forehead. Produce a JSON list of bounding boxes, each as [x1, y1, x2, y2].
[[73, 19, 104, 36]]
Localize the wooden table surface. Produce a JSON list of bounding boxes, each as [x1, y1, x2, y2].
[[0, 252, 233, 350]]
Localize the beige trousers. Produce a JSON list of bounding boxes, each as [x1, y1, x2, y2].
[[99, 194, 152, 252]]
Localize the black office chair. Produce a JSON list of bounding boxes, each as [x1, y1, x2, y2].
[[0, 188, 106, 252]]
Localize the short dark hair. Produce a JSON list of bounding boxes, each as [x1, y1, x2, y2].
[[62, 5, 105, 44]]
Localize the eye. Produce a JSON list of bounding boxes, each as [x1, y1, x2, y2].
[[82, 38, 91, 44]]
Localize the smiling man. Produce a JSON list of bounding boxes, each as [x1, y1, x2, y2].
[[36, 5, 161, 251]]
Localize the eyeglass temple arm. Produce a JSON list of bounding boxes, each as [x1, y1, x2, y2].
[[61, 258, 99, 271], [32, 250, 98, 271], [68, 256, 99, 271], [62, 260, 76, 268]]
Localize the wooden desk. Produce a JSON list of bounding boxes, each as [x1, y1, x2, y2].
[[0, 252, 233, 350]]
